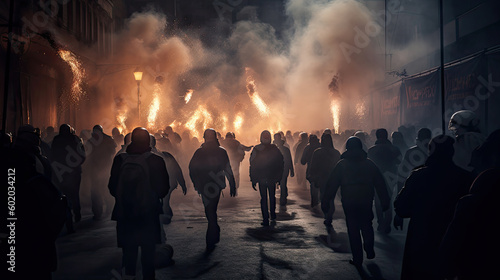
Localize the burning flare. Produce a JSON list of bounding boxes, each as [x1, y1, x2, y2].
[[117, 110, 128, 134], [185, 89, 194, 104], [233, 113, 244, 133], [245, 69, 270, 117], [147, 83, 162, 130], [185, 105, 213, 139], [331, 100, 340, 134], [58, 49, 86, 102]]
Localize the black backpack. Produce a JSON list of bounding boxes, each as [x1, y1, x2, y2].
[[115, 153, 160, 221]]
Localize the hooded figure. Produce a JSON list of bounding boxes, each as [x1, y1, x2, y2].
[[273, 133, 294, 206], [301, 134, 322, 208], [108, 127, 170, 280], [85, 124, 117, 220], [394, 135, 473, 280], [293, 132, 309, 188], [325, 136, 390, 266], [221, 132, 252, 195], [309, 133, 341, 233], [51, 124, 86, 223], [448, 110, 486, 172], [368, 128, 402, 234], [189, 129, 236, 251], [250, 130, 284, 226]]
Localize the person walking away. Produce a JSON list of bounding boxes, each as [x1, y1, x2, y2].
[[293, 132, 308, 188], [250, 131, 284, 226], [367, 128, 401, 234], [108, 127, 169, 280], [85, 125, 117, 220], [273, 133, 294, 206], [189, 129, 236, 251], [221, 132, 252, 196], [394, 135, 473, 280], [309, 133, 341, 233], [301, 134, 321, 208], [51, 124, 86, 224], [324, 136, 390, 267]]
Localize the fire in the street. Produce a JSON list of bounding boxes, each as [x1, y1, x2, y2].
[[331, 100, 340, 134], [117, 110, 128, 134], [184, 89, 194, 104], [220, 114, 228, 133], [185, 105, 213, 138], [246, 69, 270, 117], [233, 113, 244, 133], [147, 83, 162, 130], [58, 49, 86, 102]]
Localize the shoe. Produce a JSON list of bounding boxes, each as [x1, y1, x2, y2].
[[270, 213, 276, 220], [325, 224, 335, 234], [349, 259, 362, 267], [261, 220, 269, 227], [206, 244, 216, 252]]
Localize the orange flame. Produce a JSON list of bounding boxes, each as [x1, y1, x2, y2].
[[185, 105, 212, 139], [233, 113, 244, 133], [58, 49, 86, 102], [147, 83, 162, 130], [245, 69, 270, 117], [117, 110, 128, 134], [185, 89, 194, 104], [331, 100, 340, 134]]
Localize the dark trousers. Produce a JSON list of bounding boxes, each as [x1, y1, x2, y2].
[[90, 173, 113, 218], [202, 191, 221, 246], [375, 183, 394, 233], [259, 182, 276, 221], [344, 203, 375, 264], [320, 183, 335, 225], [279, 176, 288, 205], [59, 172, 82, 220], [162, 188, 174, 223], [122, 243, 155, 280], [310, 181, 320, 207]]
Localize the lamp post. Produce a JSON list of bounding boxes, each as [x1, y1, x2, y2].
[[133, 68, 143, 122]]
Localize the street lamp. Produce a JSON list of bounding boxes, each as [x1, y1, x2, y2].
[[133, 68, 143, 122]]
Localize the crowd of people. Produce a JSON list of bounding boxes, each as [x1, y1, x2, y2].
[[1, 109, 499, 280]]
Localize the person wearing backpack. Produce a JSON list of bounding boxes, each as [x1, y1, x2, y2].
[[108, 127, 169, 280], [189, 129, 236, 252], [249, 130, 284, 226]]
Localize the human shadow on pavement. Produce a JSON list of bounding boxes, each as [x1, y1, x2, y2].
[[316, 231, 351, 253], [276, 205, 297, 221], [245, 224, 309, 248]]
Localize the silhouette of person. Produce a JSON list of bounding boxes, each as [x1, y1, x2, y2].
[[43, 125, 56, 145], [469, 129, 500, 175], [448, 110, 485, 172], [301, 134, 321, 208], [221, 132, 252, 196], [150, 135, 187, 224], [85, 125, 117, 220], [189, 129, 236, 251], [394, 128, 432, 229], [1, 125, 67, 280], [112, 127, 124, 151], [325, 136, 389, 266], [285, 130, 295, 149], [394, 135, 473, 280], [108, 127, 169, 280], [368, 128, 401, 234], [116, 133, 132, 156], [438, 169, 500, 279], [293, 132, 308, 188], [391, 131, 409, 156], [273, 133, 294, 206], [354, 131, 368, 152], [51, 124, 86, 223], [309, 133, 341, 233], [250, 131, 284, 226]]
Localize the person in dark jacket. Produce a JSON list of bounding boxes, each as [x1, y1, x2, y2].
[[51, 124, 86, 223], [273, 133, 294, 206], [189, 129, 236, 251], [85, 124, 117, 220], [293, 132, 308, 188], [301, 134, 321, 208], [367, 128, 401, 234], [310, 133, 341, 233], [394, 135, 473, 280], [108, 127, 170, 280], [221, 132, 252, 196], [250, 130, 284, 226], [325, 136, 390, 266]]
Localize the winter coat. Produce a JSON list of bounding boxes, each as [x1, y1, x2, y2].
[[51, 133, 86, 174], [276, 143, 294, 178], [438, 168, 500, 280], [85, 132, 117, 171], [108, 146, 169, 247], [394, 156, 473, 280], [222, 138, 246, 163], [368, 139, 401, 177], [309, 146, 341, 190], [301, 140, 321, 180], [189, 141, 235, 194], [249, 143, 284, 185], [397, 143, 428, 191], [294, 140, 308, 165], [325, 149, 389, 209]]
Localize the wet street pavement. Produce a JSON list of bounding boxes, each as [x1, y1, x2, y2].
[[53, 166, 407, 280]]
